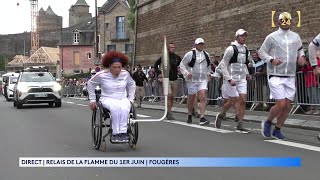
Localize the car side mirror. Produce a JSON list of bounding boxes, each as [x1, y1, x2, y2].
[[56, 78, 61, 83]]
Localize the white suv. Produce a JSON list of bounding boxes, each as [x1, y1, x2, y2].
[[13, 70, 62, 109]]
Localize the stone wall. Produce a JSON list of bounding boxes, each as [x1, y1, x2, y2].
[[136, 0, 320, 66]]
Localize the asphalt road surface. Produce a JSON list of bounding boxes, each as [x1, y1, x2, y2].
[[1, 96, 319, 180]]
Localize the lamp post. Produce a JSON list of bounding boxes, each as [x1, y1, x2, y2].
[[94, 0, 99, 65]]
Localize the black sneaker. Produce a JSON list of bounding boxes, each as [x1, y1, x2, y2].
[[166, 112, 175, 120], [111, 134, 120, 142], [215, 113, 225, 129], [120, 133, 129, 142], [235, 124, 251, 134], [199, 117, 210, 125], [187, 115, 192, 124]]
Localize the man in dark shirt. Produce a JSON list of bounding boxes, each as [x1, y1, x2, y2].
[[132, 64, 148, 108], [154, 42, 182, 120]]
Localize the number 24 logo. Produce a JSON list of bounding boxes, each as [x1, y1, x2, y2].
[[281, 19, 291, 26]]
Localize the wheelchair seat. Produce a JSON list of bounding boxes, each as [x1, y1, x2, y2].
[[101, 102, 135, 119]]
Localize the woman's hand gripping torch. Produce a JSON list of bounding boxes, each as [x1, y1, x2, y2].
[[131, 36, 170, 122]]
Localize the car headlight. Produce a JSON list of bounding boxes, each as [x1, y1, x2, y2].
[[53, 84, 62, 92]]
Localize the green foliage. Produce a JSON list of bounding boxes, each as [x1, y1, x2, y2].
[[0, 53, 6, 71], [127, 0, 136, 30]]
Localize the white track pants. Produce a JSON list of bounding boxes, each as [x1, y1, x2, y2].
[[100, 97, 131, 135]]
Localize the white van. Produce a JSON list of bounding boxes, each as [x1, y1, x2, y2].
[[2, 72, 20, 101]]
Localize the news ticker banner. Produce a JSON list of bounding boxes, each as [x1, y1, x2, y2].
[[19, 157, 301, 168]]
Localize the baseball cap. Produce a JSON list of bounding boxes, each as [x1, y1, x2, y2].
[[235, 29, 247, 36], [279, 12, 292, 20], [195, 38, 204, 45]]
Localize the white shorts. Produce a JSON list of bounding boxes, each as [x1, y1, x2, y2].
[[186, 81, 208, 95], [268, 76, 295, 101], [221, 83, 229, 99], [223, 79, 247, 98]]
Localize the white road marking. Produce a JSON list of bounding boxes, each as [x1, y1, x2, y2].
[[76, 104, 88, 107], [64, 101, 75, 104], [64, 100, 151, 118], [265, 139, 320, 152], [62, 99, 320, 152], [165, 120, 234, 133], [137, 114, 151, 118]]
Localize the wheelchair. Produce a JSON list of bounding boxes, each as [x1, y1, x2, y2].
[[91, 86, 138, 151]]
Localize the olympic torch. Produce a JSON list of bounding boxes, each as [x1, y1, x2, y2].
[[131, 36, 169, 122]]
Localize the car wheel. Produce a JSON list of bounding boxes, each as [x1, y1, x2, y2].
[[55, 101, 62, 107], [16, 101, 23, 109]]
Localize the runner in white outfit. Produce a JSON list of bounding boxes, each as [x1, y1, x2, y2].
[[214, 29, 252, 133], [259, 12, 307, 140], [87, 51, 136, 142], [308, 33, 320, 141]]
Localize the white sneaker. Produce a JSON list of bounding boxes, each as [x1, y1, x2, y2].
[[313, 110, 320, 115], [305, 110, 315, 115]]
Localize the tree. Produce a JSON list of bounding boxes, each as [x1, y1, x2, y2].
[[127, 0, 136, 30], [0, 53, 6, 71]]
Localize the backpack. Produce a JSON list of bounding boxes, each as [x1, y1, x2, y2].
[[229, 45, 249, 65], [188, 50, 210, 67]]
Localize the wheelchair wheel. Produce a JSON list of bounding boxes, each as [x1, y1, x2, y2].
[[91, 106, 103, 150], [129, 122, 139, 149]]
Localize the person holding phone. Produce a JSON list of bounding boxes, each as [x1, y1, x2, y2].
[[259, 12, 307, 140]]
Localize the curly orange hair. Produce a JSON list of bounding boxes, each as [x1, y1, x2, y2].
[[101, 51, 129, 68]]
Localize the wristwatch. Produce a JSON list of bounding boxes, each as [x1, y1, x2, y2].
[[270, 59, 274, 63]]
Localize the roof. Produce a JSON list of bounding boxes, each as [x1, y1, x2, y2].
[[74, 0, 89, 7], [8, 55, 29, 65], [45, 6, 58, 16], [26, 47, 59, 64], [99, 0, 129, 13]]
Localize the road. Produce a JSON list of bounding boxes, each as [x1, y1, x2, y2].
[[0, 96, 319, 180]]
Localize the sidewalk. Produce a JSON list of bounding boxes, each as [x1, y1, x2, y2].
[[140, 101, 320, 131], [66, 97, 320, 131]]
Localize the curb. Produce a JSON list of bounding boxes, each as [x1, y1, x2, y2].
[[64, 97, 320, 131]]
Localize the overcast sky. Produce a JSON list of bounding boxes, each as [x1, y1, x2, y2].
[[0, 0, 106, 35]]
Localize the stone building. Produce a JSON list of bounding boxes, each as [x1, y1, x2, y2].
[[135, 0, 320, 66], [98, 0, 134, 61], [69, 0, 92, 27], [38, 6, 63, 32]]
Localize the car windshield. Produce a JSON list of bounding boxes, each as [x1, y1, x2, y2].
[[20, 73, 54, 82], [10, 77, 18, 84]]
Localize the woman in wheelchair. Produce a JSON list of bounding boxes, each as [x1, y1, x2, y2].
[[87, 51, 136, 142]]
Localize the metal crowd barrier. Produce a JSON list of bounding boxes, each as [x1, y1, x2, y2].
[[61, 84, 85, 97], [62, 72, 320, 115]]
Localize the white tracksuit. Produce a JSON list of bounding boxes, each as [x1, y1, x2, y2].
[[308, 33, 320, 67], [87, 70, 136, 135]]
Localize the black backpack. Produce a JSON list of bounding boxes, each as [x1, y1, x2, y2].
[[188, 50, 210, 67], [230, 45, 249, 65], [230, 45, 255, 74]]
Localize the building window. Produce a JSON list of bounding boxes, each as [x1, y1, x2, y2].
[[107, 45, 116, 52], [116, 16, 125, 39], [87, 52, 92, 59], [74, 31, 80, 44], [105, 23, 109, 31], [74, 52, 80, 65], [125, 44, 133, 53], [97, 35, 100, 52]]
